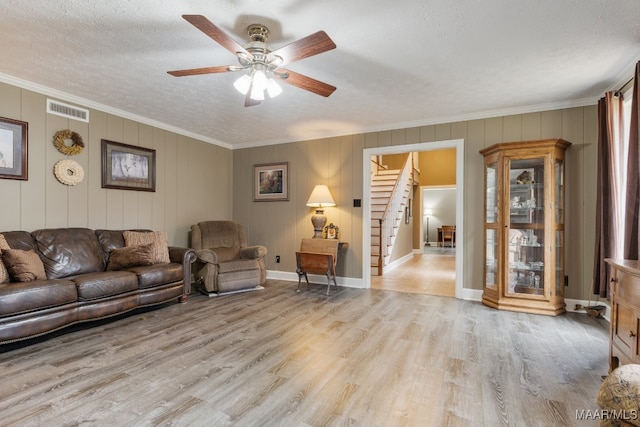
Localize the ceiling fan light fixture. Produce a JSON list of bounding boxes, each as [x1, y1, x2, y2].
[[266, 78, 282, 98], [250, 83, 265, 101], [233, 74, 252, 95], [169, 16, 337, 106], [252, 69, 268, 91]]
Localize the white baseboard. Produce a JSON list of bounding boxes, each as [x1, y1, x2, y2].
[[565, 298, 610, 322], [383, 252, 414, 274], [266, 270, 364, 289], [459, 288, 482, 301]]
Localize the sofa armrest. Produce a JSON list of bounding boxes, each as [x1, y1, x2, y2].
[[240, 245, 267, 260], [169, 246, 197, 301], [196, 248, 219, 264]]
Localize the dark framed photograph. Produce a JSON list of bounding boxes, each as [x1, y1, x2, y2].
[[0, 116, 28, 180], [253, 162, 288, 201], [101, 139, 156, 192]]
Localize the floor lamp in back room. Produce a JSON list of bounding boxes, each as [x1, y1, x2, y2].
[[424, 208, 433, 246]]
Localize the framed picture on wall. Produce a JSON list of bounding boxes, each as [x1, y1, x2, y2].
[[0, 116, 28, 180], [101, 139, 156, 191], [253, 162, 289, 201]]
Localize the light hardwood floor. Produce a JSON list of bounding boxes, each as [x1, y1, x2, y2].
[[0, 280, 608, 427], [371, 249, 456, 297]]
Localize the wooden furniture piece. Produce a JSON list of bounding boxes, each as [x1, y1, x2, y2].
[[605, 259, 640, 371], [440, 225, 456, 247], [480, 139, 571, 316], [295, 238, 340, 295]]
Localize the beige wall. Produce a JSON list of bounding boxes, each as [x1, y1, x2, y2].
[[419, 148, 456, 186], [0, 82, 233, 246], [234, 107, 597, 300]]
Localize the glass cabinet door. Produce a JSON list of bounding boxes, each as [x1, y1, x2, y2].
[[507, 158, 545, 296], [555, 159, 565, 297], [485, 162, 498, 291]]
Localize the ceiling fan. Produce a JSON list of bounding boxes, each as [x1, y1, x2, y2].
[[168, 15, 337, 107]]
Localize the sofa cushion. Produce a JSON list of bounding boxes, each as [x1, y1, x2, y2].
[[2, 249, 47, 282], [218, 259, 260, 273], [123, 231, 170, 264], [0, 279, 78, 316], [106, 244, 155, 271], [0, 234, 10, 284], [127, 263, 184, 289], [196, 221, 241, 261], [32, 228, 105, 279], [0, 231, 36, 251], [72, 271, 139, 301]]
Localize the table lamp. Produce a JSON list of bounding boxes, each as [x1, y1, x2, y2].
[[306, 184, 336, 238]]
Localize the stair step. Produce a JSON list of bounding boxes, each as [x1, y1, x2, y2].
[[376, 169, 400, 176], [372, 184, 395, 191], [371, 176, 397, 187]]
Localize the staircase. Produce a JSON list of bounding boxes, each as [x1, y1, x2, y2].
[[371, 153, 416, 276]]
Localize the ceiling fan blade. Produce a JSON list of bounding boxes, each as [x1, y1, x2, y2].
[[167, 65, 235, 77], [267, 31, 336, 65], [275, 69, 336, 97], [182, 15, 252, 59]]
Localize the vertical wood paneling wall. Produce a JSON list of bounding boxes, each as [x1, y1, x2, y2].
[[0, 77, 598, 300], [234, 106, 597, 300], [0, 82, 233, 247]]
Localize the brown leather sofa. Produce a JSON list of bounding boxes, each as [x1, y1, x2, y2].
[[0, 228, 196, 345]]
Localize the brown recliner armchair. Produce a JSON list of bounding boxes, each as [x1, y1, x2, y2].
[[189, 221, 267, 295]]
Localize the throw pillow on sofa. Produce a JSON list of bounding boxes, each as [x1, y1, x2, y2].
[[123, 231, 170, 264], [106, 243, 156, 271], [2, 249, 47, 282], [0, 234, 10, 284]]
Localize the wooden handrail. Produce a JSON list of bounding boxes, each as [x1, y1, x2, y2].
[[378, 218, 383, 276], [376, 153, 413, 276]]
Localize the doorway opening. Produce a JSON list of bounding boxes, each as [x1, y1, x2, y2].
[[363, 139, 464, 298]]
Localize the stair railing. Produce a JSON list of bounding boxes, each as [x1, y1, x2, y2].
[[376, 153, 413, 275]]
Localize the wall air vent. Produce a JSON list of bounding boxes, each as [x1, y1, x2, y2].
[[46, 98, 89, 123]]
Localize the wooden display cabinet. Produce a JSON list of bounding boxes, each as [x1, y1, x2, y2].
[[480, 139, 571, 316], [605, 259, 640, 371]]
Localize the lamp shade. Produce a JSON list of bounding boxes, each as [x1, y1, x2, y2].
[[424, 208, 433, 216], [306, 185, 336, 207]]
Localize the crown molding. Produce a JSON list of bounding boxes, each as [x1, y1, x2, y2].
[[0, 72, 232, 150]]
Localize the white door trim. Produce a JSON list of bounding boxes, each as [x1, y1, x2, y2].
[[362, 139, 465, 298]]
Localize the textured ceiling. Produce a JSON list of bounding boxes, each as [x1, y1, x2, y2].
[[1, 1, 639, 149]]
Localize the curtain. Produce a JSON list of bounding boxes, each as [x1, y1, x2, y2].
[[624, 62, 640, 260], [593, 92, 623, 297]]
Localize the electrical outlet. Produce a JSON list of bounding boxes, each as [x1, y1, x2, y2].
[[276, 255, 280, 263]]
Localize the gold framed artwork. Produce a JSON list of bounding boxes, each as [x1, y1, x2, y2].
[[0, 116, 28, 180], [101, 139, 156, 192], [253, 162, 289, 201], [324, 223, 339, 239]]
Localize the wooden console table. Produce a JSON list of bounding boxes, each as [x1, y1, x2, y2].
[[605, 259, 640, 371]]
